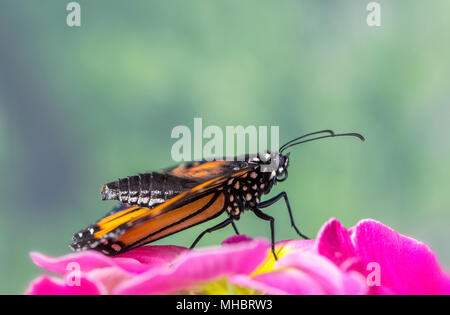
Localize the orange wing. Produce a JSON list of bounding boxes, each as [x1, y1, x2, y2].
[[167, 160, 237, 179]]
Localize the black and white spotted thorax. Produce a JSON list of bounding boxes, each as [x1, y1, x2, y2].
[[223, 152, 290, 219]]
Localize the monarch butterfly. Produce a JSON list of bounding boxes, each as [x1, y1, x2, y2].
[[70, 130, 364, 259]]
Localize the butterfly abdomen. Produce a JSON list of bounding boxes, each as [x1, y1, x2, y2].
[[101, 172, 198, 208]]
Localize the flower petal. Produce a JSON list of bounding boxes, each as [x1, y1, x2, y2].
[[229, 275, 290, 295], [251, 239, 314, 275], [276, 252, 367, 294], [315, 218, 356, 267], [115, 245, 186, 267], [26, 275, 104, 295], [86, 267, 133, 294], [115, 239, 270, 294], [30, 245, 185, 276], [275, 239, 315, 252], [30, 251, 145, 275], [352, 219, 450, 294], [250, 269, 326, 295], [221, 234, 254, 245]]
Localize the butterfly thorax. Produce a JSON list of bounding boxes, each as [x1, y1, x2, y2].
[[222, 167, 275, 219]]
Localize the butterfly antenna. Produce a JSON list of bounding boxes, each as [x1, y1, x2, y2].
[[280, 131, 364, 153]]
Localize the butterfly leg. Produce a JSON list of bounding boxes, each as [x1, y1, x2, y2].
[[251, 207, 277, 260], [190, 217, 234, 249], [258, 192, 309, 240], [231, 220, 240, 235]]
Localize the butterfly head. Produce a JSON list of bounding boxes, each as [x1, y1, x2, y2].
[[274, 152, 290, 182], [249, 151, 290, 183]]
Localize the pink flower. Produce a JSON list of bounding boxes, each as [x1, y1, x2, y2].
[[230, 250, 367, 294], [27, 246, 187, 294], [315, 218, 450, 294], [115, 237, 270, 294], [27, 218, 450, 295]]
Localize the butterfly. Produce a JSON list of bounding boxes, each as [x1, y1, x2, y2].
[[70, 130, 364, 259]]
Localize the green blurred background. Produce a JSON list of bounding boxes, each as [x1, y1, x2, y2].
[[1, 1, 449, 294]]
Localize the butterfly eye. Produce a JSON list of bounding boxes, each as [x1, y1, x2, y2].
[[276, 168, 288, 182]]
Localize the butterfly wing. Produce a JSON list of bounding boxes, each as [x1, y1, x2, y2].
[[71, 159, 257, 255]]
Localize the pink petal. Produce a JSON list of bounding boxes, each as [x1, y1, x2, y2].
[[26, 275, 104, 295], [30, 245, 185, 276], [315, 218, 357, 267], [115, 245, 186, 267], [276, 252, 367, 294], [30, 251, 145, 275], [86, 267, 133, 294], [276, 239, 315, 252], [115, 239, 270, 294], [221, 234, 254, 245], [250, 270, 326, 295], [352, 219, 450, 295], [228, 275, 289, 295]]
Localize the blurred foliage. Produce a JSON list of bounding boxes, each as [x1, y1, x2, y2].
[[0, 1, 449, 294]]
